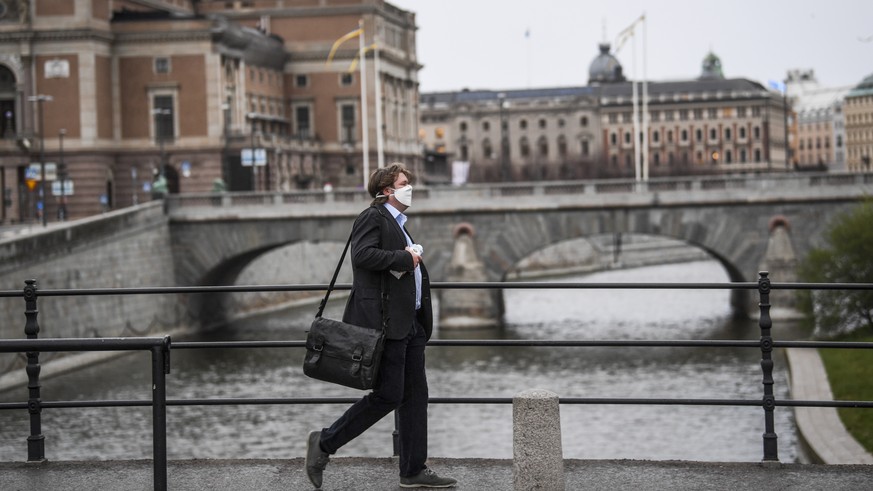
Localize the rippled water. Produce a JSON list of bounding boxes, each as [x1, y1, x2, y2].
[[0, 260, 805, 462]]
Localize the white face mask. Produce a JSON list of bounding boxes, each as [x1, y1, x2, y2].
[[391, 185, 413, 207]]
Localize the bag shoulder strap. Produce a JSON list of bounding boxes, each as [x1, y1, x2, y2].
[[315, 206, 390, 328]]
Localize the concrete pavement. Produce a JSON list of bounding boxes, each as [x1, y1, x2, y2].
[[2, 457, 873, 491]]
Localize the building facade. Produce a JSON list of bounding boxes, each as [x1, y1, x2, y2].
[[844, 73, 873, 173], [420, 48, 789, 182], [0, 0, 420, 225], [785, 69, 851, 171]]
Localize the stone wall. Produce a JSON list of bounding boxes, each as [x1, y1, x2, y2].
[[0, 203, 182, 384]]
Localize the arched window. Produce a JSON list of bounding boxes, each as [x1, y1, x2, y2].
[[580, 116, 588, 127], [557, 135, 567, 157], [482, 138, 493, 159], [538, 136, 549, 157], [519, 119, 528, 130], [520, 137, 530, 158]]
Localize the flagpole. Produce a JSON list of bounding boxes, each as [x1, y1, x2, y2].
[[641, 13, 649, 182], [359, 19, 370, 187], [632, 37, 640, 183], [374, 36, 385, 168]]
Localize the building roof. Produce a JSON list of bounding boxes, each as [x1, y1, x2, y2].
[[848, 73, 873, 98], [588, 43, 626, 84]]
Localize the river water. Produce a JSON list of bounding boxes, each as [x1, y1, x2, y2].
[[0, 259, 805, 463]]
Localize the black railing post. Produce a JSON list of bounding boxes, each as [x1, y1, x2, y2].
[[757, 271, 779, 462], [393, 411, 400, 457], [151, 336, 171, 491], [23, 279, 46, 463]]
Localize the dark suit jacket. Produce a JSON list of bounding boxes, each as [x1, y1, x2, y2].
[[342, 205, 433, 340]]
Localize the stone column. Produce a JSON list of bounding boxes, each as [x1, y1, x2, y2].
[[513, 388, 565, 490]]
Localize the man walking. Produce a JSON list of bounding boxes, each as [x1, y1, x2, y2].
[[305, 163, 456, 489]]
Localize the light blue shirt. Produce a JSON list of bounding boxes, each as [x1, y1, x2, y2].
[[383, 203, 422, 310]]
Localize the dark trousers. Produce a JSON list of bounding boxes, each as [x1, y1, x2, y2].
[[320, 320, 429, 478]]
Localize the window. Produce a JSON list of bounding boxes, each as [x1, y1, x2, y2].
[[152, 95, 174, 142], [693, 109, 703, 120], [539, 119, 547, 129], [664, 110, 674, 121], [709, 128, 717, 140], [725, 128, 732, 141], [608, 114, 618, 124], [520, 119, 528, 130], [708, 108, 718, 119], [295, 74, 308, 88], [737, 107, 747, 118], [340, 103, 356, 142], [557, 118, 565, 128], [680, 109, 690, 121], [681, 129, 688, 141], [624, 132, 631, 144], [739, 127, 746, 139], [581, 140, 589, 156], [295, 105, 311, 138], [622, 112, 632, 123], [754, 149, 762, 161], [483, 139, 493, 159], [340, 73, 354, 86], [460, 145, 468, 161], [482, 121, 490, 131], [725, 150, 733, 163], [520, 137, 530, 157], [740, 149, 747, 163], [580, 116, 588, 127], [460, 121, 468, 132], [753, 126, 761, 139], [650, 111, 660, 122], [610, 132, 617, 145], [752, 106, 761, 117], [538, 136, 548, 157], [695, 129, 703, 142], [557, 135, 567, 157], [667, 130, 673, 143], [653, 152, 660, 166], [154, 57, 170, 74], [652, 130, 660, 143]]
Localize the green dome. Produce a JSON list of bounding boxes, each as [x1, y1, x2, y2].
[[699, 52, 724, 80]]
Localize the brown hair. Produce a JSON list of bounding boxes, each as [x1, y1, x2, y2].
[[368, 162, 414, 205]]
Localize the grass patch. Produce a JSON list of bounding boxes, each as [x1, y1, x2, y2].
[[819, 333, 873, 454]]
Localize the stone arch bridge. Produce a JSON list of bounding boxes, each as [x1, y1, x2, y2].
[[167, 173, 873, 321]]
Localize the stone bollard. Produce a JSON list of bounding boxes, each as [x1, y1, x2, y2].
[[513, 389, 565, 490]]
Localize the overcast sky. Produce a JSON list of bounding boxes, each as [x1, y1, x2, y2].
[[388, 0, 873, 93]]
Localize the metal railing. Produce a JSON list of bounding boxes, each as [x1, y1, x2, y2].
[[1, 274, 873, 491]]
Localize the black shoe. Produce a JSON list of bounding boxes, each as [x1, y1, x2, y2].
[[400, 468, 457, 488], [305, 430, 330, 489]]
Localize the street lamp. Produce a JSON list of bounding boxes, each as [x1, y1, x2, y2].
[[497, 93, 510, 181], [246, 112, 259, 191], [58, 128, 66, 221], [27, 94, 53, 226]]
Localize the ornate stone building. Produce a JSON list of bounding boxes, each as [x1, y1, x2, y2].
[[0, 0, 420, 224], [844, 73, 873, 172], [785, 69, 851, 171], [420, 48, 789, 182]]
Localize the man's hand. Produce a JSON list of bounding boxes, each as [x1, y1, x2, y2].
[[405, 246, 422, 267]]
